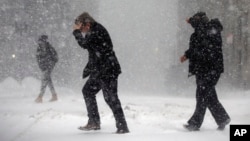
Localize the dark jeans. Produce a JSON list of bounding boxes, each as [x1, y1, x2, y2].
[[39, 69, 56, 96], [188, 72, 230, 128], [82, 74, 128, 129]]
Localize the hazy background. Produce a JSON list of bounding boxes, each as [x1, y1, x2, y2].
[[0, 0, 249, 95]]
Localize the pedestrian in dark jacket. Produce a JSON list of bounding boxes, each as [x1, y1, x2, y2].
[[35, 35, 58, 103], [180, 12, 230, 131], [72, 12, 129, 134]]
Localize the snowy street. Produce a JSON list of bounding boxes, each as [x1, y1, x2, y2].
[[0, 77, 249, 141], [1, 0, 250, 141]]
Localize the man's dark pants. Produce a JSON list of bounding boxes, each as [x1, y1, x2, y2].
[[82, 74, 127, 129], [188, 72, 230, 128]]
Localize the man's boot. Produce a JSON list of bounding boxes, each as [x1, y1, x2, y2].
[[116, 126, 129, 134], [35, 95, 43, 103], [217, 118, 231, 130], [116, 121, 129, 134], [49, 94, 58, 102], [78, 121, 101, 131]]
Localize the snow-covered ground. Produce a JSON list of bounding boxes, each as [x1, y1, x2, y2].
[[0, 77, 249, 141]]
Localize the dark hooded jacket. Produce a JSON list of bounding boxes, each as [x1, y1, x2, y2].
[[206, 18, 224, 74], [185, 13, 224, 76], [36, 39, 58, 71], [73, 22, 121, 79]]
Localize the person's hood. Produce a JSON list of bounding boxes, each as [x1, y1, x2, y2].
[[188, 12, 209, 29], [208, 18, 223, 32]]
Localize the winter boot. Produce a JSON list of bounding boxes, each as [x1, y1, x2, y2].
[[35, 95, 43, 103], [116, 121, 129, 134], [217, 118, 231, 130], [183, 124, 200, 131], [78, 122, 101, 131], [49, 94, 58, 102], [116, 127, 129, 134]]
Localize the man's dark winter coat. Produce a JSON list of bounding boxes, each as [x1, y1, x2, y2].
[[36, 40, 58, 71], [73, 22, 121, 79], [206, 18, 224, 74], [185, 16, 224, 76], [183, 13, 230, 130]]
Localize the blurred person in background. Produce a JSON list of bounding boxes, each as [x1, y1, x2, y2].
[[35, 35, 58, 103]]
